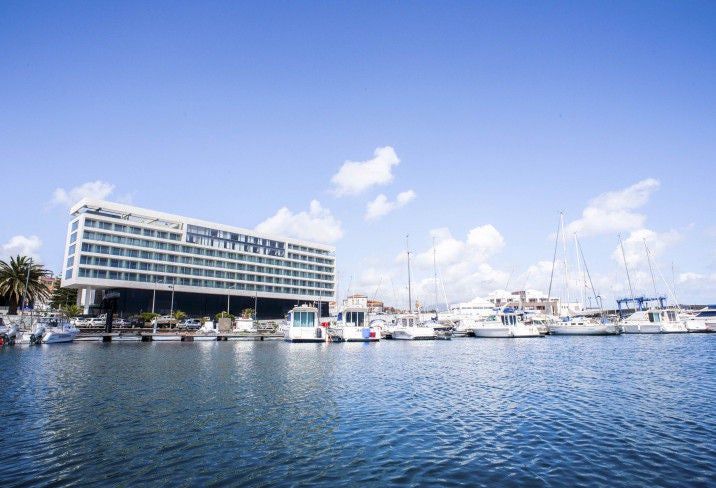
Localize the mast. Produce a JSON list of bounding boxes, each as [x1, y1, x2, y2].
[[432, 237, 438, 312], [406, 234, 412, 313], [618, 234, 635, 303], [547, 214, 561, 308], [644, 239, 658, 299], [576, 235, 605, 320], [560, 212, 571, 311], [574, 233, 584, 309]]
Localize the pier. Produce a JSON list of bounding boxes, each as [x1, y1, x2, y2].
[[74, 331, 284, 342]]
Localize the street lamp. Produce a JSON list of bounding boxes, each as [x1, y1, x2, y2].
[[169, 284, 175, 317], [152, 278, 162, 315], [227, 284, 235, 316]]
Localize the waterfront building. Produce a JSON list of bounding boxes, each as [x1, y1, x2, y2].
[[61, 199, 336, 319]]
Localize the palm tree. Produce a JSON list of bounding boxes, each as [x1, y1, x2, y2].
[[0, 255, 51, 315]]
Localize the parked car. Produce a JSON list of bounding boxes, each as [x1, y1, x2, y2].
[[129, 317, 145, 328], [178, 318, 202, 330], [113, 318, 130, 327], [151, 315, 178, 327]]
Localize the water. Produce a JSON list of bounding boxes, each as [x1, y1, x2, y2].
[[1, 335, 714, 487]]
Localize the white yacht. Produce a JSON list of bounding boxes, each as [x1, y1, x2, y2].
[[687, 305, 716, 332], [284, 304, 326, 343], [39, 317, 80, 343], [390, 314, 436, 340], [621, 308, 688, 334], [471, 309, 541, 338], [330, 306, 379, 342], [549, 316, 620, 336]]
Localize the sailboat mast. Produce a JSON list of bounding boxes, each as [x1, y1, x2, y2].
[[433, 237, 438, 311], [574, 233, 584, 309], [406, 234, 412, 313], [618, 234, 635, 302], [560, 212, 571, 309], [644, 239, 658, 298]]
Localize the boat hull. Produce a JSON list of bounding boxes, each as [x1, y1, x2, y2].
[[42, 332, 78, 343], [192, 335, 219, 341], [152, 334, 182, 341], [391, 328, 435, 340], [623, 324, 661, 334], [284, 326, 326, 343], [550, 324, 619, 335]]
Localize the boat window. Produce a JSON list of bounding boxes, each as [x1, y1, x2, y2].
[[294, 311, 315, 328], [648, 312, 660, 323], [667, 311, 677, 322]]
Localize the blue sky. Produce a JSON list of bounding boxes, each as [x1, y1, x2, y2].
[[1, 1, 715, 307]]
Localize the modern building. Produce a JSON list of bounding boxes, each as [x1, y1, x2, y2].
[[61, 199, 336, 319]]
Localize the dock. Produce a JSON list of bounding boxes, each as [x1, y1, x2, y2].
[[75, 332, 284, 342]]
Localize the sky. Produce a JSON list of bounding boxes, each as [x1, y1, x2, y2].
[[1, 1, 715, 308]]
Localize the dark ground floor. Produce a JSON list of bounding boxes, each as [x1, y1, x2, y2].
[[87, 287, 330, 320]]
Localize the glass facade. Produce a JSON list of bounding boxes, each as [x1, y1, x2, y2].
[[63, 201, 336, 306]]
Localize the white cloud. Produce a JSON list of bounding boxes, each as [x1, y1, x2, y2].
[[330, 146, 400, 196], [1, 235, 42, 261], [365, 190, 416, 221], [52, 181, 116, 207], [678, 272, 704, 284], [255, 200, 343, 243], [565, 178, 660, 236], [356, 225, 509, 307], [610, 228, 681, 270]]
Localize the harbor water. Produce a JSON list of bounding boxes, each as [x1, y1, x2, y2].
[[1, 335, 714, 487]]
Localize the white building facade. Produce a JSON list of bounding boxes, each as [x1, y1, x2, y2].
[[61, 199, 336, 318]]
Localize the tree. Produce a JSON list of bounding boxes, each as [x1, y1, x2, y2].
[[138, 312, 159, 323], [215, 311, 235, 321], [61, 304, 83, 319], [241, 308, 255, 319], [0, 255, 51, 315], [50, 284, 78, 310], [173, 310, 187, 324]]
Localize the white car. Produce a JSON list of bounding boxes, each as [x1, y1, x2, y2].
[[178, 319, 202, 330], [152, 315, 178, 326]]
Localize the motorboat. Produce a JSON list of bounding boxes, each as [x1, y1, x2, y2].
[[472, 308, 541, 338], [390, 314, 436, 340], [40, 317, 80, 343], [688, 305, 716, 332], [549, 316, 620, 335], [524, 314, 555, 335], [0, 318, 19, 345], [284, 304, 326, 342], [193, 321, 220, 341], [621, 308, 687, 334], [330, 305, 379, 342], [233, 317, 256, 333]]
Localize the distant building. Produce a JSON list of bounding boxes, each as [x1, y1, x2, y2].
[[61, 199, 336, 319], [488, 289, 560, 315]]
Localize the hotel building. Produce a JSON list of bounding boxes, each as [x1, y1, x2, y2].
[[61, 199, 336, 319]]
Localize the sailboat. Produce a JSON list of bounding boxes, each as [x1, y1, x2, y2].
[[547, 213, 619, 336], [619, 239, 687, 334]]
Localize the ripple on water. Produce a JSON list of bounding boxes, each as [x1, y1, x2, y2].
[[0, 336, 714, 487]]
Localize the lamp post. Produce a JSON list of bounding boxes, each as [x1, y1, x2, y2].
[[169, 284, 175, 318], [151, 278, 160, 315], [227, 284, 235, 316]]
